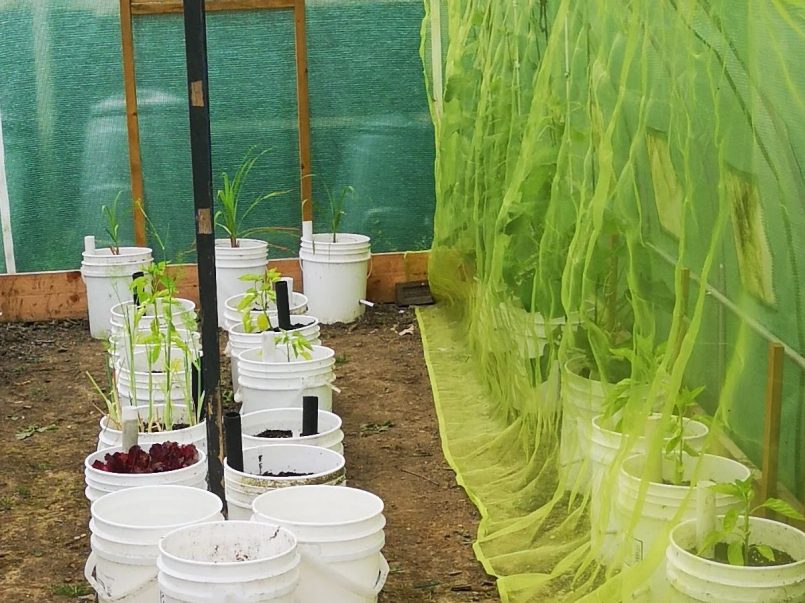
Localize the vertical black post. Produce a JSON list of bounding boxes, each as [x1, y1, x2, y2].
[[301, 395, 319, 436], [275, 279, 293, 330], [223, 412, 244, 472], [181, 0, 224, 501], [131, 271, 144, 306]]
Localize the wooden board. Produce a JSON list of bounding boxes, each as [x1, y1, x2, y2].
[[0, 251, 429, 322], [131, 0, 295, 15]]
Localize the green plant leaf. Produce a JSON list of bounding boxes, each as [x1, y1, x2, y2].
[[755, 544, 776, 563], [759, 499, 805, 521], [722, 507, 739, 532], [727, 541, 745, 566], [256, 313, 269, 332]]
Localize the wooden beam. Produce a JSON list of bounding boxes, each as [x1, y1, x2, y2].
[[0, 252, 429, 322], [119, 0, 147, 246], [294, 0, 313, 222], [759, 341, 785, 514], [132, 0, 294, 15]]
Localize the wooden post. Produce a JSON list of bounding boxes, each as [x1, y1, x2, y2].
[[759, 341, 785, 515], [119, 0, 147, 247], [293, 0, 313, 222], [181, 0, 224, 501]]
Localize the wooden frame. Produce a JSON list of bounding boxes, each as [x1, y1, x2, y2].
[[119, 0, 313, 242]]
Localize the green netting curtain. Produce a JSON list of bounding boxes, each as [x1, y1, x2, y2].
[[420, 0, 805, 600]]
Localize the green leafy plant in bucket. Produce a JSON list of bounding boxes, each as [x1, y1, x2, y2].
[[698, 477, 805, 566], [323, 183, 356, 243], [214, 147, 293, 248], [238, 268, 282, 333], [663, 385, 705, 485], [276, 330, 313, 362]]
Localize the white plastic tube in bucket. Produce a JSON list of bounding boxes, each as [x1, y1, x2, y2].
[[589, 414, 709, 562], [299, 233, 371, 325], [158, 521, 300, 603], [81, 238, 153, 339], [240, 408, 344, 454], [666, 516, 805, 602], [97, 405, 206, 453], [223, 292, 309, 332], [84, 485, 223, 603], [84, 443, 208, 503], [236, 345, 336, 415], [224, 444, 346, 520], [214, 238, 268, 324], [252, 485, 389, 603], [227, 316, 321, 395], [616, 453, 750, 597]]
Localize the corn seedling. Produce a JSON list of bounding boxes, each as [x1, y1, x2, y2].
[[323, 183, 355, 243], [101, 191, 124, 255]]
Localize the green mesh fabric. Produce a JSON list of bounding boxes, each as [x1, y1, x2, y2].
[[0, 1, 434, 272], [420, 0, 805, 600]]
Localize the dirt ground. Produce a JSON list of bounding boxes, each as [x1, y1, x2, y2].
[[0, 305, 498, 602]]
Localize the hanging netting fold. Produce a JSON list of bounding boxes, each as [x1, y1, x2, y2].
[[419, 0, 805, 600]]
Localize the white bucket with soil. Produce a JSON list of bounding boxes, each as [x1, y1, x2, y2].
[[237, 345, 336, 415], [116, 350, 195, 408], [111, 328, 201, 370], [84, 443, 207, 503], [223, 292, 309, 332], [214, 238, 268, 324], [253, 485, 389, 603], [299, 233, 371, 325], [558, 359, 607, 492], [240, 408, 344, 455], [227, 316, 321, 395], [157, 521, 300, 603], [84, 485, 223, 603], [590, 414, 709, 562], [224, 444, 346, 521], [97, 405, 205, 453], [616, 453, 750, 597], [666, 516, 805, 602], [81, 242, 153, 339]]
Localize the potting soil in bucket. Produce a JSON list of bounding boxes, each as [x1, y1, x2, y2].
[[299, 233, 371, 324], [237, 345, 336, 415], [85, 485, 223, 603], [81, 240, 153, 339], [157, 521, 300, 603], [252, 485, 389, 603], [224, 443, 346, 520], [84, 442, 207, 503], [240, 407, 344, 455], [215, 238, 268, 324]]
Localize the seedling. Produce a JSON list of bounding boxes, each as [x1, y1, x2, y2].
[[276, 330, 313, 362], [15, 424, 56, 440], [699, 477, 805, 566], [214, 147, 292, 248], [323, 183, 355, 243], [101, 191, 124, 255], [238, 268, 282, 333], [663, 385, 705, 485]]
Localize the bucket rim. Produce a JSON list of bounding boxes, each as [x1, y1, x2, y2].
[[86, 444, 206, 478], [224, 444, 345, 480], [240, 407, 342, 434], [252, 485, 384, 528], [228, 315, 320, 336], [238, 344, 335, 366]]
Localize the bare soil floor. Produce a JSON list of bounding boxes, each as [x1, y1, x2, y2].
[[0, 305, 498, 602]]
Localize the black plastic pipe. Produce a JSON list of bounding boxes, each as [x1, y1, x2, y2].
[[275, 279, 293, 330], [223, 412, 244, 473], [131, 271, 144, 306], [301, 395, 319, 436]]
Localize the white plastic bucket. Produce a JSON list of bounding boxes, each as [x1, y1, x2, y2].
[[111, 328, 201, 370], [157, 521, 299, 603], [240, 408, 344, 455], [214, 238, 268, 325], [84, 485, 223, 603], [223, 292, 309, 332], [237, 345, 336, 415], [616, 453, 750, 597], [116, 350, 195, 408], [224, 444, 346, 520], [81, 246, 153, 339], [84, 443, 207, 503], [227, 317, 321, 395], [299, 233, 371, 325], [252, 485, 389, 603], [110, 298, 197, 336], [97, 405, 206, 453], [558, 359, 607, 492], [590, 414, 709, 562], [667, 516, 805, 602]]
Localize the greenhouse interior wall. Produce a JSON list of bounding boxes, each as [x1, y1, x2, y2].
[[1, 0, 804, 601]]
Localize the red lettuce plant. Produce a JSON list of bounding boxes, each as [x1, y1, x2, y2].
[[92, 442, 199, 474]]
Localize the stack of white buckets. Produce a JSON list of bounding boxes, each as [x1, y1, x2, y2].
[[81, 226, 387, 602]]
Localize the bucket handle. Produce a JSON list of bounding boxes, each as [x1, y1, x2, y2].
[[302, 550, 389, 597], [84, 551, 158, 602]]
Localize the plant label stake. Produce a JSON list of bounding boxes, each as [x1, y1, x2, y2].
[[223, 411, 244, 473], [84, 235, 96, 254], [121, 406, 139, 450], [301, 395, 319, 436], [696, 480, 716, 558], [275, 279, 293, 331]]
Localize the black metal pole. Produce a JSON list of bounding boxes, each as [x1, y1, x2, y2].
[[275, 279, 293, 330], [181, 0, 224, 501], [301, 395, 319, 436], [223, 412, 244, 472]]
